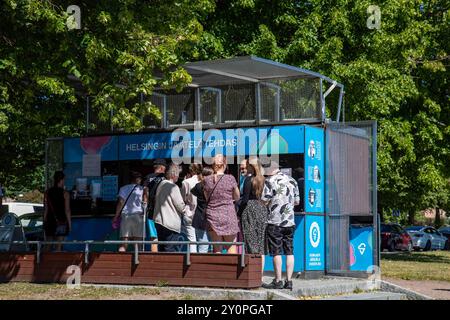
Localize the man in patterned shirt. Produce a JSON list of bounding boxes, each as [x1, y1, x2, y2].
[[261, 160, 300, 290]]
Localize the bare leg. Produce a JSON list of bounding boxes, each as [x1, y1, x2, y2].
[[44, 236, 55, 252], [119, 237, 128, 252], [223, 234, 237, 254], [273, 255, 282, 281], [209, 230, 223, 253], [286, 255, 294, 281], [55, 236, 65, 251], [150, 237, 158, 252]]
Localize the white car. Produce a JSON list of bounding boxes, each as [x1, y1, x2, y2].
[[405, 226, 449, 251], [1, 202, 44, 217]]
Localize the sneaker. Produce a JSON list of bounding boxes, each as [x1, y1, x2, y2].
[[284, 280, 293, 291], [262, 279, 284, 289]]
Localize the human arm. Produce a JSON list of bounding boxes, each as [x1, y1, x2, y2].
[[142, 187, 148, 214], [113, 197, 124, 223], [261, 180, 272, 206], [292, 179, 300, 206], [64, 191, 71, 230]]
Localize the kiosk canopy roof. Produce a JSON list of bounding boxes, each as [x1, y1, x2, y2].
[[183, 56, 334, 86]]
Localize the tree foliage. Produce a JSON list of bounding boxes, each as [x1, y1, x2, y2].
[[195, 0, 449, 222], [1, 0, 448, 221], [0, 0, 214, 195]]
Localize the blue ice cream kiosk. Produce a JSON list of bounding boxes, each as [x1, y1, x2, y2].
[[46, 56, 378, 278]]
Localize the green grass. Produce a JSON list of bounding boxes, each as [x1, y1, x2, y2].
[[381, 251, 450, 281], [0, 283, 179, 300]]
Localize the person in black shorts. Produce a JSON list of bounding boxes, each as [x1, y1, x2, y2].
[[44, 171, 72, 251], [261, 161, 300, 290]]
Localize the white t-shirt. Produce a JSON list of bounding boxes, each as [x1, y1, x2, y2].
[[118, 184, 144, 215]]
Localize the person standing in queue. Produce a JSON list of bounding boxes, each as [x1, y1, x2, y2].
[[113, 171, 148, 252], [43, 171, 71, 252], [190, 166, 214, 253], [238, 157, 268, 276], [144, 158, 167, 252], [181, 163, 202, 253], [153, 164, 187, 252], [261, 160, 300, 290], [204, 154, 240, 254]]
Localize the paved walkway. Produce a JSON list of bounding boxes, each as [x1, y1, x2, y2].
[[383, 277, 450, 300]]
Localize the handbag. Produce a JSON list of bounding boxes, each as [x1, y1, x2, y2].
[[113, 184, 138, 230]]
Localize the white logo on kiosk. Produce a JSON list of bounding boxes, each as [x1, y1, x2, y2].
[[309, 222, 320, 248], [357, 243, 366, 255]]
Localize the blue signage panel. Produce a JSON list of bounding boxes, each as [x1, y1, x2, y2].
[[349, 226, 374, 272], [304, 126, 325, 213], [118, 125, 305, 160], [264, 215, 305, 272], [64, 136, 118, 163], [305, 215, 325, 271]]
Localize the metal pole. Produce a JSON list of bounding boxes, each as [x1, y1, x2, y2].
[[186, 242, 191, 266], [240, 243, 245, 268], [84, 242, 89, 264], [86, 96, 90, 134], [142, 212, 146, 252], [336, 88, 344, 122], [36, 242, 41, 264], [255, 83, 261, 124], [320, 79, 326, 123], [134, 243, 139, 265]]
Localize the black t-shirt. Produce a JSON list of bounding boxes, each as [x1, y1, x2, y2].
[[144, 173, 164, 189], [237, 175, 258, 217], [190, 182, 207, 230], [144, 173, 165, 214], [46, 187, 66, 222]]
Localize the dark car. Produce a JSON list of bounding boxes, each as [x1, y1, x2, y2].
[[438, 226, 450, 249], [18, 212, 44, 242], [381, 223, 413, 252]]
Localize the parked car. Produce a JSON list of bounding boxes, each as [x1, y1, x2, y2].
[[405, 226, 449, 251], [1, 202, 43, 217], [438, 226, 450, 248], [17, 212, 44, 243], [380, 223, 413, 252]]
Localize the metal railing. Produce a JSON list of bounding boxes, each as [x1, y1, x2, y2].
[[2, 240, 247, 268]]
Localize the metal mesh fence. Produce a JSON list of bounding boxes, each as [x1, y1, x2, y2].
[[86, 77, 323, 131], [220, 83, 256, 123], [325, 121, 378, 272], [142, 94, 164, 128]]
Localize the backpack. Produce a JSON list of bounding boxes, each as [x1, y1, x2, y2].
[[146, 176, 164, 218]]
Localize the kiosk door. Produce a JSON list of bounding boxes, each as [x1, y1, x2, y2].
[[325, 121, 378, 275]]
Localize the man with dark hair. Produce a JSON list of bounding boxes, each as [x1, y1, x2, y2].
[[44, 171, 72, 251], [144, 159, 167, 252]]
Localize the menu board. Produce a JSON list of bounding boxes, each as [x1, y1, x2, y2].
[[304, 126, 324, 213]]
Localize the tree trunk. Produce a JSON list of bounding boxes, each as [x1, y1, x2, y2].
[[435, 207, 441, 228], [408, 209, 415, 225]]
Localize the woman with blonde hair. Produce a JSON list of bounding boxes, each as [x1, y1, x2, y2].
[[238, 157, 268, 274], [203, 154, 240, 253]]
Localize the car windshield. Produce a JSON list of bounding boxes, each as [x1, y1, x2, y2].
[[19, 214, 43, 228], [405, 226, 423, 231]]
